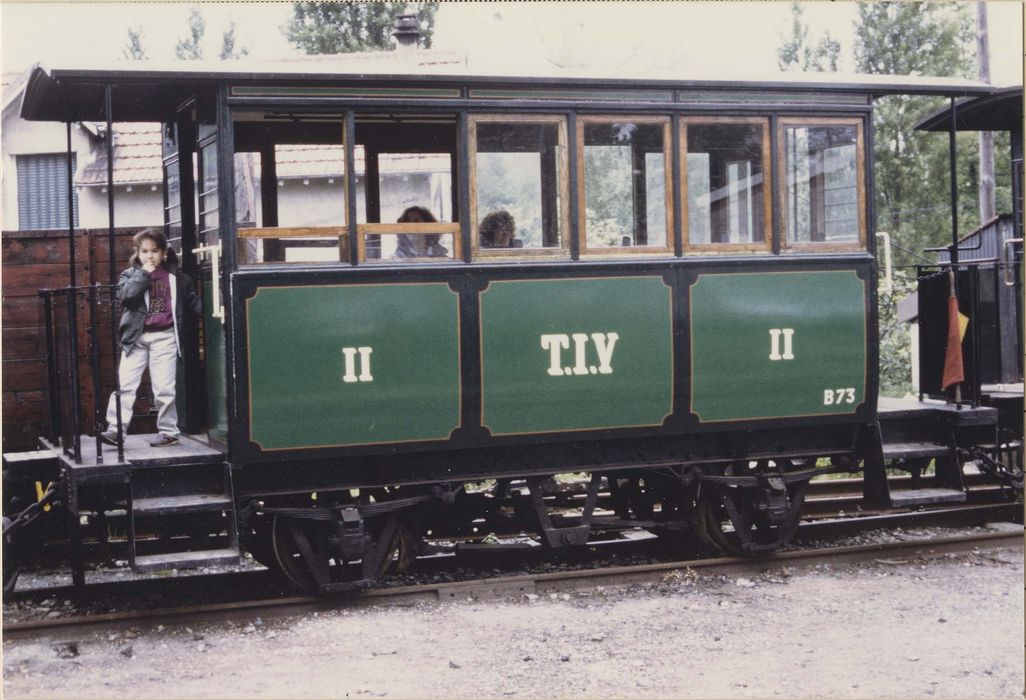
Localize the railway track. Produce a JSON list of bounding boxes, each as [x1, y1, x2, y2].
[[5, 504, 1021, 640]]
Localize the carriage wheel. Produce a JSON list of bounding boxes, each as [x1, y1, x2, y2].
[[695, 462, 807, 556], [269, 514, 402, 593]]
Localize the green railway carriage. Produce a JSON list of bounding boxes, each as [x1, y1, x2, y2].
[[5, 53, 1019, 593]]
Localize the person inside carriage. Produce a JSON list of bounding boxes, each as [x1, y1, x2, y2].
[[393, 206, 449, 259]]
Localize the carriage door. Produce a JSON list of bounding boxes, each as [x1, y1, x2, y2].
[[194, 126, 229, 447]]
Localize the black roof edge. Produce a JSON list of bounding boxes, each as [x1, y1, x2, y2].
[[914, 85, 1023, 132]]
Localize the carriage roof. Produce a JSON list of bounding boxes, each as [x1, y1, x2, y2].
[[20, 57, 999, 123]]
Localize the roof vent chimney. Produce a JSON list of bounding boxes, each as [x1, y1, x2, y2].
[[392, 5, 420, 53]]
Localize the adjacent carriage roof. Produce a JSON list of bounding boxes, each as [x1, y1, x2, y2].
[[20, 57, 999, 122], [914, 86, 1023, 133]]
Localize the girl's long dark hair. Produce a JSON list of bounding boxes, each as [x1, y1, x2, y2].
[[129, 228, 179, 268]]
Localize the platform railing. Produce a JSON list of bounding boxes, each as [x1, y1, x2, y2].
[[40, 284, 123, 465]]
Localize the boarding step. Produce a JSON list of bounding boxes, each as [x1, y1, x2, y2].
[[881, 442, 951, 461], [132, 494, 233, 515], [128, 461, 239, 574], [890, 488, 966, 507], [133, 548, 239, 573]]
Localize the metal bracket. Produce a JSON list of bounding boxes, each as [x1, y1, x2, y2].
[[526, 474, 601, 549]]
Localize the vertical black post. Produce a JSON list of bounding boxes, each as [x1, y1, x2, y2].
[[66, 290, 82, 463], [88, 284, 104, 463], [770, 115, 782, 254], [42, 291, 60, 443], [344, 112, 359, 265], [63, 120, 83, 463], [66, 123, 76, 289], [671, 113, 683, 258], [457, 111, 472, 262], [105, 85, 116, 286], [948, 97, 959, 269], [259, 143, 281, 261], [568, 112, 580, 261], [948, 97, 963, 408], [105, 85, 125, 453]]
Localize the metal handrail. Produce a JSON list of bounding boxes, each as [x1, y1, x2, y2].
[[39, 284, 121, 464]]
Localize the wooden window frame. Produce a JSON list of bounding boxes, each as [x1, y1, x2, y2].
[[468, 114, 571, 260], [680, 116, 772, 254], [356, 222, 462, 263], [777, 116, 867, 253], [577, 115, 675, 257]]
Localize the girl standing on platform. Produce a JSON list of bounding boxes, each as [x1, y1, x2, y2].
[[100, 229, 202, 448]]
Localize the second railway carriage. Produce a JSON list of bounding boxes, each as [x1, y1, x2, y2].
[[5, 55, 1019, 592]]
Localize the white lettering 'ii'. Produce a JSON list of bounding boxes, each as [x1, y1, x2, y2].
[[342, 346, 374, 383], [541, 333, 619, 376], [768, 328, 795, 361]]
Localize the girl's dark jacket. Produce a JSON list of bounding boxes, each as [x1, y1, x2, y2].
[[117, 260, 202, 356]]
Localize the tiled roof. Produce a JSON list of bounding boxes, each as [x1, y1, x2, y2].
[[274, 146, 449, 179], [77, 122, 163, 186]]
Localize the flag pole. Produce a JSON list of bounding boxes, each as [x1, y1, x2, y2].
[[948, 268, 962, 407]]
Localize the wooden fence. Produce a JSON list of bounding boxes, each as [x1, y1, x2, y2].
[[2, 227, 150, 452]]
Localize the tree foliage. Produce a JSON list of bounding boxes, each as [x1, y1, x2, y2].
[[285, 2, 438, 54], [220, 22, 250, 60], [123, 26, 147, 60], [777, 3, 840, 72], [175, 8, 206, 60], [854, 2, 976, 269]]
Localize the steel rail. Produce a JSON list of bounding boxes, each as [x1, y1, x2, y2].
[[4, 524, 1020, 641]]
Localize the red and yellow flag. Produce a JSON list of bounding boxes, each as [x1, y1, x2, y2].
[[940, 295, 969, 391]]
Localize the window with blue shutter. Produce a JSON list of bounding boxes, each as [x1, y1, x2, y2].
[[16, 153, 79, 230]]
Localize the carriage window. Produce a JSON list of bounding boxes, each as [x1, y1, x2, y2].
[[683, 120, 770, 250], [234, 116, 352, 265], [781, 120, 864, 247], [470, 116, 568, 256], [579, 117, 672, 254]]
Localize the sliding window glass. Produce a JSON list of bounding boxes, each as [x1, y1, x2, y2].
[[780, 118, 865, 248], [579, 117, 672, 255], [470, 116, 568, 257], [683, 118, 770, 251]]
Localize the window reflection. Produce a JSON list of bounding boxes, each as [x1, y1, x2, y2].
[[685, 122, 766, 246], [784, 124, 860, 243], [582, 120, 669, 251]]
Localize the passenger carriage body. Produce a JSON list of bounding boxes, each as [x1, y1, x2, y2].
[[5, 58, 1018, 591]]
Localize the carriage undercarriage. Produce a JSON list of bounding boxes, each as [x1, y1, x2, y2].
[[5, 393, 1018, 594]]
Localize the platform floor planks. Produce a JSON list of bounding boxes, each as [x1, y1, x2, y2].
[[51, 433, 224, 471]]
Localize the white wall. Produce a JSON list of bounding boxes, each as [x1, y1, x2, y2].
[[1, 108, 163, 230], [78, 184, 163, 229]]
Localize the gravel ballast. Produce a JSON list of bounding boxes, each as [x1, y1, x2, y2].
[[3, 541, 1022, 699]]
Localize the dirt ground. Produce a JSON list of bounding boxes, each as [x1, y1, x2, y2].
[[3, 545, 1023, 699]]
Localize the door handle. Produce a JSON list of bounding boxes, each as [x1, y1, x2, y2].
[[192, 243, 224, 324]]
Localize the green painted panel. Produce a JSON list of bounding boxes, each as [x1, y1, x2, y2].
[[204, 283, 228, 444], [469, 88, 673, 102], [231, 86, 461, 99], [480, 277, 673, 435], [690, 271, 866, 422], [247, 283, 460, 450]]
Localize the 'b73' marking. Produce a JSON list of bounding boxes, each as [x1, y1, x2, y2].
[[824, 388, 856, 405], [541, 332, 619, 376]]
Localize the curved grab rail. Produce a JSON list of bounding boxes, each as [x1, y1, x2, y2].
[[875, 231, 893, 295]]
